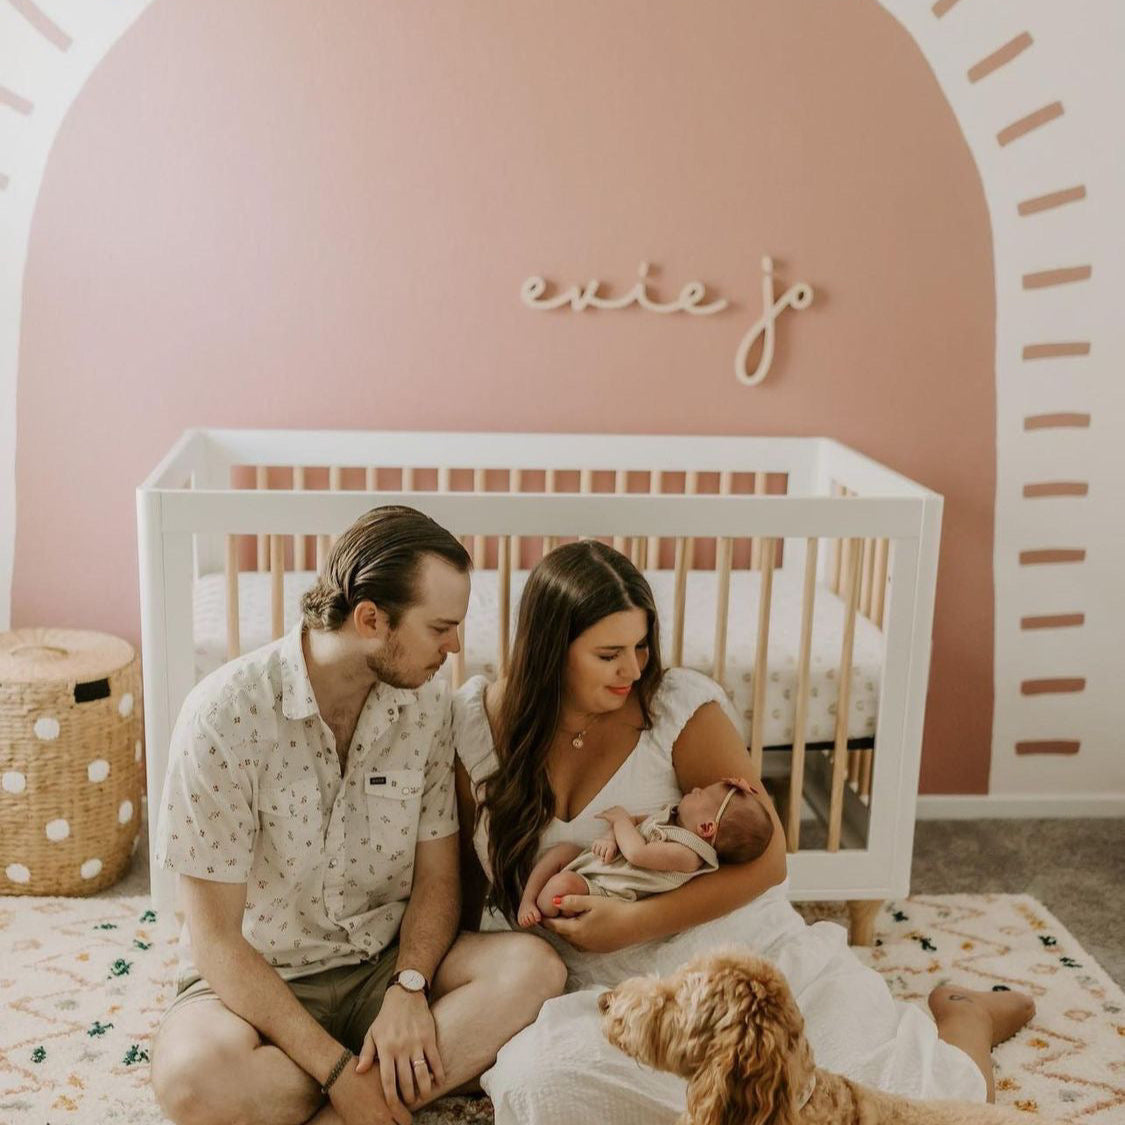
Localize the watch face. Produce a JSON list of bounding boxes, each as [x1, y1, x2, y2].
[[397, 969, 426, 992]]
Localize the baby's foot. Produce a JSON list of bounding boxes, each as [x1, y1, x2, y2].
[[518, 904, 542, 928], [928, 986, 1036, 1046]]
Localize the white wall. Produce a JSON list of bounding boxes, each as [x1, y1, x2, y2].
[[877, 0, 1125, 801]]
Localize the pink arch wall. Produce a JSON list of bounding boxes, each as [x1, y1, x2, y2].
[[12, 0, 995, 793]]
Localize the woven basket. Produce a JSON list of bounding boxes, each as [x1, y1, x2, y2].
[[0, 628, 144, 895]]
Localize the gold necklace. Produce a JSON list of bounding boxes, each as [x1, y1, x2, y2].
[[560, 713, 601, 750]]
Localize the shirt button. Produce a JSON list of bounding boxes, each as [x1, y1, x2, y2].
[[328, 858, 337, 869]]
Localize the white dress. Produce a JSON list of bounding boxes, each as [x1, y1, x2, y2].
[[452, 668, 985, 1125]]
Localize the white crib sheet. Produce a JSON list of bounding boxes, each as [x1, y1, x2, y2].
[[192, 569, 882, 748]]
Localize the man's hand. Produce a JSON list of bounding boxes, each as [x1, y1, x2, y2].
[[590, 833, 619, 862], [329, 1060, 412, 1125], [356, 986, 445, 1113]]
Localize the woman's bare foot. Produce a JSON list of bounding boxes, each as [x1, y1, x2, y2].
[[928, 986, 1036, 1045], [928, 985, 1035, 1101]]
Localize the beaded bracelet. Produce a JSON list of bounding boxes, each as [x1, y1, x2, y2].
[[321, 1047, 354, 1095]]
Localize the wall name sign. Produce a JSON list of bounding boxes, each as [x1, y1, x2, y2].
[[520, 256, 814, 387]]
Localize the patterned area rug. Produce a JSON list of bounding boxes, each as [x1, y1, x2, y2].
[[0, 893, 1121, 1123]]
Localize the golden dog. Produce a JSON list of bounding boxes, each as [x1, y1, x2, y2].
[[598, 948, 1041, 1125]]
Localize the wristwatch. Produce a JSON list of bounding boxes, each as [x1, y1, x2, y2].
[[388, 969, 430, 997]]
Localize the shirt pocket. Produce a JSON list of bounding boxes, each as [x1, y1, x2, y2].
[[366, 768, 424, 873], [258, 778, 322, 876]]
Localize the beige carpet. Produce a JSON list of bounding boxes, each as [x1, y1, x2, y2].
[[1, 893, 1121, 1123]]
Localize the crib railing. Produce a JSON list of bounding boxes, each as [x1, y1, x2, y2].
[[225, 458, 890, 852], [139, 430, 942, 916]]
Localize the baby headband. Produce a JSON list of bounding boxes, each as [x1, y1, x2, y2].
[[713, 776, 757, 828]]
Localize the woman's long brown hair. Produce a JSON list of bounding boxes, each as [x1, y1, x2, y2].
[[481, 540, 664, 923]]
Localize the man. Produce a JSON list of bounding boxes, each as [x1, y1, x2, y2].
[[151, 506, 565, 1125]]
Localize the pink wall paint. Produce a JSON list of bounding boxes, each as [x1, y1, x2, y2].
[[13, 0, 995, 793]]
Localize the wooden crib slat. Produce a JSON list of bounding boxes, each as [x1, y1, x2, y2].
[[672, 471, 700, 665], [613, 471, 627, 554], [848, 748, 862, 787], [786, 537, 818, 852], [872, 538, 889, 628], [544, 469, 558, 554], [647, 471, 662, 570], [293, 466, 307, 571], [829, 482, 843, 593], [365, 466, 376, 491], [327, 465, 343, 551], [472, 469, 487, 568], [750, 536, 775, 774], [270, 534, 285, 640], [860, 536, 874, 619], [858, 747, 874, 800], [749, 471, 766, 570], [225, 534, 241, 661], [510, 469, 523, 569], [256, 466, 269, 572], [403, 466, 415, 491], [580, 468, 593, 494], [827, 537, 862, 852], [713, 537, 733, 685], [712, 471, 734, 685], [497, 534, 512, 672]]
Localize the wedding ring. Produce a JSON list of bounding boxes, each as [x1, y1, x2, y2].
[[411, 1058, 428, 1068]]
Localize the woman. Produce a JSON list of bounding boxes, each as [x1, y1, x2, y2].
[[453, 541, 1032, 1124]]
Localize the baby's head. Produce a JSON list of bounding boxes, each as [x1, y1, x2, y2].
[[676, 778, 773, 864]]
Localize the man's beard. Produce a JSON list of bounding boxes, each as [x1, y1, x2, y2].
[[365, 631, 424, 689]]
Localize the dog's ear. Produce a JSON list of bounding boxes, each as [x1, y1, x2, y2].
[[683, 1041, 740, 1125], [684, 962, 809, 1125]]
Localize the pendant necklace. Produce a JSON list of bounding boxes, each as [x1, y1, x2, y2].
[[562, 713, 601, 750]]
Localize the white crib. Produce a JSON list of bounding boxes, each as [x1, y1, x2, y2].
[[137, 429, 942, 942]]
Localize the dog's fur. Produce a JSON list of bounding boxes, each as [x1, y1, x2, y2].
[[598, 948, 1040, 1125]]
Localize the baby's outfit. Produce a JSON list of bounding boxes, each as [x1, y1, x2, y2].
[[562, 804, 718, 901]]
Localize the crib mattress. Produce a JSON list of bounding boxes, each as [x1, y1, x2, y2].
[[192, 569, 882, 748]]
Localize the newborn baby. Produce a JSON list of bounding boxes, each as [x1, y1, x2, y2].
[[518, 777, 773, 927]]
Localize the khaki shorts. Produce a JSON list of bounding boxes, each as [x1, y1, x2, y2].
[[161, 944, 399, 1054]]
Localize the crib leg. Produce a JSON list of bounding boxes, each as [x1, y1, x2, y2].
[[846, 899, 882, 946]]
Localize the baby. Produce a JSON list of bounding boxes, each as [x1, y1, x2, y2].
[[518, 777, 774, 927]]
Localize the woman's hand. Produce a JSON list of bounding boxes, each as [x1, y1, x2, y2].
[[542, 895, 636, 953], [590, 833, 619, 862]]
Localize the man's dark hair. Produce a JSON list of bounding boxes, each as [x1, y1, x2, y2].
[[300, 505, 471, 631]]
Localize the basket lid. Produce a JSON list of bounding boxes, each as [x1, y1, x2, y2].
[[0, 628, 135, 683]]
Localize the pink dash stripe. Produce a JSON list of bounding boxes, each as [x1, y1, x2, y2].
[[1024, 413, 1091, 430], [9, 0, 72, 50], [968, 33, 1033, 82], [1019, 549, 1086, 565], [1023, 482, 1088, 498], [1022, 342, 1090, 360], [0, 86, 33, 115], [1018, 186, 1086, 215], [1016, 740, 1080, 756], [932, 0, 963, 16], [1022, 266, 1092, 289], [1021, 678, 1086, 695], [998, 102, 1064, 146], [1021, 613, 1085, 630]]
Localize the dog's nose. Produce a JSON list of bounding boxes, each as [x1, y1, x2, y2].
[[597, 991, 611, 1013]]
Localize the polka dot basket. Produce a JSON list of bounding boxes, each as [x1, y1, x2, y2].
[[0, 628, 144, 895]]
